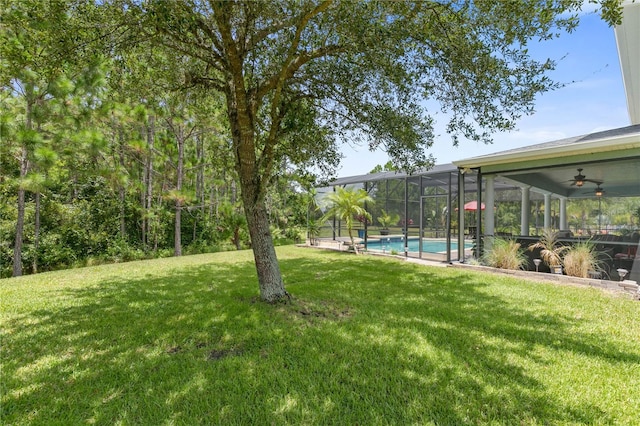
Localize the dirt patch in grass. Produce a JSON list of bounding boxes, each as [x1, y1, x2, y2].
[[166, 346, 182, 354], [208, 348, 243, 361], [279, 298, 353, 323]]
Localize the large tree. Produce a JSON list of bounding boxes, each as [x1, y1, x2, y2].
[[96, 0, 621, 301]]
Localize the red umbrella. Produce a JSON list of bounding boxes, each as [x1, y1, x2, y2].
[[464, 201, 485, 211]]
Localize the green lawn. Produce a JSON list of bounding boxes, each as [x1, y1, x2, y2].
[[2, 246, 639, 425]]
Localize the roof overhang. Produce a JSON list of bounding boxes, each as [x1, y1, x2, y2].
[[453, 125, 640, 171], [453, 125, 640, 198]]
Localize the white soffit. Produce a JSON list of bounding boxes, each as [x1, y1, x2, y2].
[[615, 1, 640, 125]]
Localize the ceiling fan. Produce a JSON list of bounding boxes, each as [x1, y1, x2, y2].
[[578, 183, 619, 197], [569, 168, 603, 187], [594, 184, 605, 197]]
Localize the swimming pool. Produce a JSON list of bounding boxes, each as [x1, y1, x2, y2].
[[365, 237, 471, 253]]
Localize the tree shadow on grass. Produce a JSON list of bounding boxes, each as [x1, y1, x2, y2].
[[282, 254, 640, 424], [316, 276, 636, 424], [3, 250, 639, 424], [3, 258, 270, 424]]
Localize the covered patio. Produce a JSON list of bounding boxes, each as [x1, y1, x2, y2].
[[315, 124, 640, 282], [453, 124, 640, 282]]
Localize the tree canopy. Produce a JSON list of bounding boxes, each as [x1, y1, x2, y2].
[[111, 0, 611, 174]]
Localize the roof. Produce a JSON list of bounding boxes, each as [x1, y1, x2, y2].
[[328, 163, 459, 186], [453, 124, 640, 198], [453, 124, 640, 170]]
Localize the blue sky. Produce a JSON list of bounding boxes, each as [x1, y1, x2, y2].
[[336, 8, 630, 177]]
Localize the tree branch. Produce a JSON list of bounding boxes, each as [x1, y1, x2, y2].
[[255, 43, 342, 102]]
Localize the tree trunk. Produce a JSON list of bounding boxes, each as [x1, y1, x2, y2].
[[140, 194, 146, 246], [174, 123, 184, 257], [235, 130, 287, 302], [140, 125, 147, 248], [194, 134, 204, 243], [13, 144, 28, 277], [222, 45, 287, 300], [33, 191, 41, 274], [243, 194, 288, 302], [145, 115, 155, 248], [196, 134, 204, 207], [118, 127, 126, 238], [13, 96, 33, 277], [140, 117, 155, 249], [154, 180, 164, 252], [348, 226, 358, 254], [175, 204, 182, 256], [232, 226, 241, 251]]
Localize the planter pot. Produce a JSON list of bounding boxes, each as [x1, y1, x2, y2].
[[550, 265, 563, 275], [380, 229, 390, 235]]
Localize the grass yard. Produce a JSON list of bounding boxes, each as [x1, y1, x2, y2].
[[2, 246, 639, 425]]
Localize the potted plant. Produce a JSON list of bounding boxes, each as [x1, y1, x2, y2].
[[482, 237, 528, 270], [377, 209, 399, 236], [528, 229, 568, 274], [355, 214, 371, 239], [563, 240, 601, 278]]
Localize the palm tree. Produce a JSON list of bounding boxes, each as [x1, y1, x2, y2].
[[528, 229, 569, 273], [220, 202, 248, 250], [377, 209, 400, 235], [322, 187, 373, 253]]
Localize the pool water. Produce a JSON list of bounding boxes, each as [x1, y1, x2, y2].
[[365, 238, 471, 253]]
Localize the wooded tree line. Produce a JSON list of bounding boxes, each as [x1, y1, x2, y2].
[[0, 66, 312, 278], [0, 1, 316, 278]]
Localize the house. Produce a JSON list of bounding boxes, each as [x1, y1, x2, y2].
[[318, 2, 640, 283]]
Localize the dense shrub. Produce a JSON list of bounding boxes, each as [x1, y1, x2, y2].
[[38, 233, 78, 271], [284, 225, 305, 243], [104, 239, 147, 263], [483, 237, 528, 270], [563, 241, 601, 278]]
